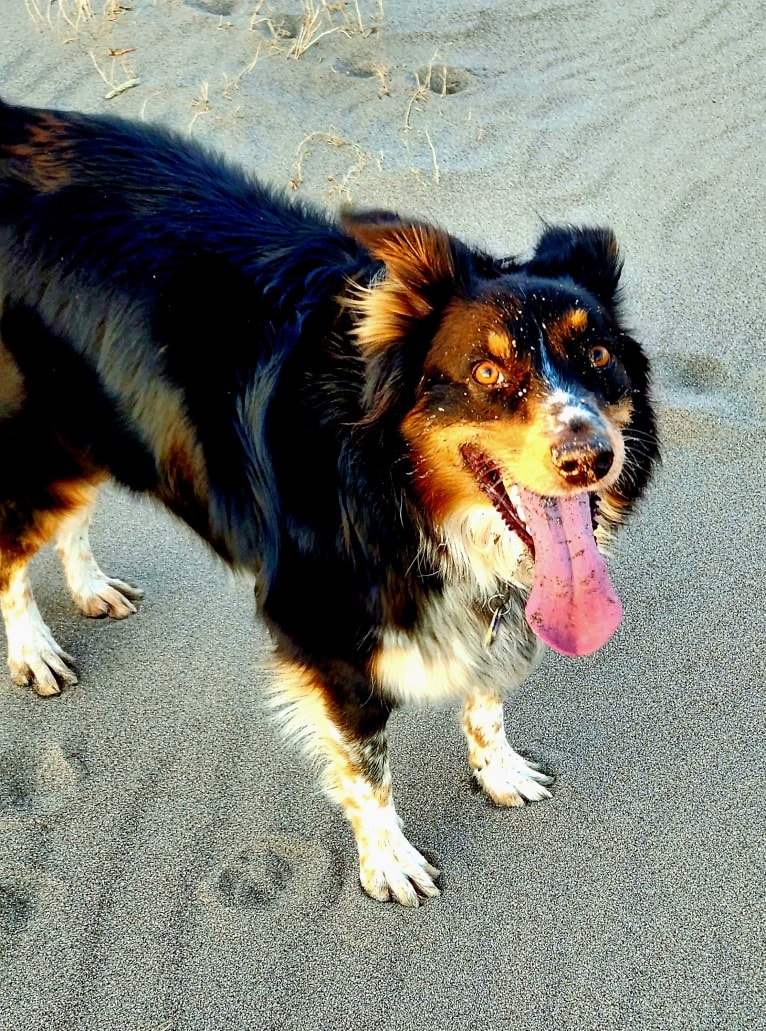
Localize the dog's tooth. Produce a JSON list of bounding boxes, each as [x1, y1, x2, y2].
[[509, 485, 526, 523]]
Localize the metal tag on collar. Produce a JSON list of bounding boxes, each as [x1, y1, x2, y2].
[[485, 605, 503, 648]]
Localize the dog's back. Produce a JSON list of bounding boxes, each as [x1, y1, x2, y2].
[[0, 98, 370, 563]]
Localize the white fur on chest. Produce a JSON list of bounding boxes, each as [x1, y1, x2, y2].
[[372, 506, 543, 706]]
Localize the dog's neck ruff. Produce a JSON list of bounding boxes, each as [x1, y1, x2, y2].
[[460, 444, 622, 657]]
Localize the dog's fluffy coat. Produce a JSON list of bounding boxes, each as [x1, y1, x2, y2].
[[0, 98, 658, 904]]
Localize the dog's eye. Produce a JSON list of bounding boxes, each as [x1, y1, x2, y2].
[[472, 360, 504, 386], [589, 345, 611, 369]]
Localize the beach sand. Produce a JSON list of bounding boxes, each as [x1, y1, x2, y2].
[[1, 1, 764, 1028]]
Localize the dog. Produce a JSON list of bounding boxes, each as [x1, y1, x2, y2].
[[0, 97, 659, 905]]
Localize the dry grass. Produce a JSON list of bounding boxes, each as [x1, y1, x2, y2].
[[290, 130, 373, 199], [289, 1, 341, 59], [401, 52, 445, 184], [369, 62, 390, 97], [25, 0, 94, 39], [347, 0, 385, 36], [404, 51, 446, 129], [254, 1, 340, 59], [252, 0, 384, 59], [103, 0, 130, 20], [423, 127, 440, 184], [222, 45, 263, 101], [89, 46, 141, 100], [25, 0, 130, 40], [26, 0, 139, 97], [23, 0, 444, 194], [188, 82, 212, 134], [188, 46, 263, 126]]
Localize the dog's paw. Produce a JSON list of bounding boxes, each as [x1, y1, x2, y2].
[[7, 623, 78, 698], [71, 576, 143, 620], [473, 750, 554, 807], [358, 826, 441, 907]]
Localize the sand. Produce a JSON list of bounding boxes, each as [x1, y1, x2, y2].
[[1, 1, 764, 1028]]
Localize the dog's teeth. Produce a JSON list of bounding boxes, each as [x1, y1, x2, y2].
[[509, 485, 526, 524]]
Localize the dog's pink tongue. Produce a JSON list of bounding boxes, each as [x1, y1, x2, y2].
[[520, 489, 622, 657]]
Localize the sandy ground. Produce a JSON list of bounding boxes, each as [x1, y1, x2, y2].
[[1, 1, 764, 1028]]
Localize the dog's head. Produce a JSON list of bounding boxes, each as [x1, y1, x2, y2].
[[342, 211, 659, 657]]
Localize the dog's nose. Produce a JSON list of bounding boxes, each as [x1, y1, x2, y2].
[[551, 436, 614, 487]]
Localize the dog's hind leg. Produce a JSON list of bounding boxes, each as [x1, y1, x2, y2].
[[55, 487, 143, 619], [272, 656, 441, 907], [461, 687, 555, 806]]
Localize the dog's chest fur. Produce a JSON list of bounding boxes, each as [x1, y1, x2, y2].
[[372, 508, 542, 705]]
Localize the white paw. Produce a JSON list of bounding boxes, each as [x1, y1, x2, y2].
[[71, 575, 143, 619], [358, 825, 441, 907], [473, 750, 554, 807], [7, 612, 78, 697]]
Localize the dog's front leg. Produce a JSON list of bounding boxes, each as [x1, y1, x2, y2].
[[337, 732, 441, 907], [0, 560, 78, 696], [461, 687, 554, 806], [272, 656, 440, 906]]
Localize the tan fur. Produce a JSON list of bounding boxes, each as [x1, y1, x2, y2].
[[158, 413, 209, 509], [341, 216, 455, 356], [345, 274, 427, 355], [3, 115, 73, 192], [547, 307, 588, 356], [0, 338, 25, 418], [608, 396, 634, 428], [341, 216, 455, 293], [0, 475, 106, 585], [486, 329, 513, 361]]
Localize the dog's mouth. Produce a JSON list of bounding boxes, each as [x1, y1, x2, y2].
[[461, 443, 622, 658]]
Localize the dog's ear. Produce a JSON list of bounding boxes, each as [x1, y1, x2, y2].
[[341, 210, 465, 422], [341, 209, 457, 317], [525, 225, 623, 311]]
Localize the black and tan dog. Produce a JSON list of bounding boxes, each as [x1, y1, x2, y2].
[[0, 97, 658, 905]]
